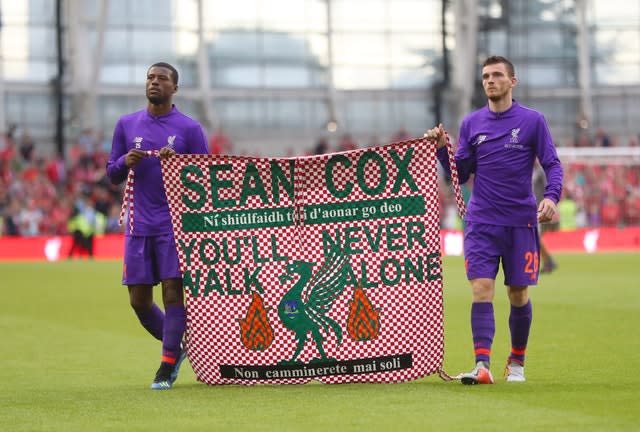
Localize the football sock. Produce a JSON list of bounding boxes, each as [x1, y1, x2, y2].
[[508, 300, 532, 365], [135, 303, 164, 341], [161, 304, 186, 364], [471, 302, 495, 367]]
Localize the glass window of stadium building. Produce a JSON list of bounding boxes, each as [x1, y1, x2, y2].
[[0, 0, 639, 156]]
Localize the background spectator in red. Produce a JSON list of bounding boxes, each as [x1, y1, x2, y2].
[[209, 127, 232, 155], [624, 189, 640, 226], [600, 195, 622, 227]]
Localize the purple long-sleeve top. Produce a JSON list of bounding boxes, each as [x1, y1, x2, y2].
[[437, 100, 563, 227], [107, 106, 209, 236]]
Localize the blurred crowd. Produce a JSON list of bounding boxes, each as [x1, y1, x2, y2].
[[571, 127, 639, 148], [560, 162, 640, 228], [1, 125, 639, 241], [439, 161, 640, 231], [0, 125, 123, 245]]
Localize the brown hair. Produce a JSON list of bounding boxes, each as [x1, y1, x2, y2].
[[483, 56, 515, 77]]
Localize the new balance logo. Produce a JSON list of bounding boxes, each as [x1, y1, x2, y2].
[[473, 135, 487, 146]]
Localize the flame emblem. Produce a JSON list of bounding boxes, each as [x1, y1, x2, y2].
[[238, 292, 274, 351], [347, 284, 381, 341]]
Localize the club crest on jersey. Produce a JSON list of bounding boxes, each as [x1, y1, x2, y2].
[[167, 135, 176, 148], [134, 137, 143, 149], [510, 128, 520, 144]]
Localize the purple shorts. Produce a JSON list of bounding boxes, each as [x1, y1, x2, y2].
[[464, 222, 540, 286], [122, 234, 182, 285]]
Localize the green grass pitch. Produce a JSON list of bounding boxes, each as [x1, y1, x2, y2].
[[1, 253, 639, 431]]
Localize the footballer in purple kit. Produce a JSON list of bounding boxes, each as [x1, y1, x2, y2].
[[107, 62, 209, 389], [426, 55, 563, 384]]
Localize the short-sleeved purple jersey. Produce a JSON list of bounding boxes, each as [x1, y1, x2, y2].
[[107, 106, 209, 236], [437, 100, 563, 227]]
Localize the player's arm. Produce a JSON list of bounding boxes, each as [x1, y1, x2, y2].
[[425, 123, 447, 149], [427, 122, 476, 184], [537, 198, 557, 223], [106, 120, 130, 184], [107, 121, 149, 183], [535, 116, 563, 223], [158, 146, 176, 159], [124, 149, 149, 166]]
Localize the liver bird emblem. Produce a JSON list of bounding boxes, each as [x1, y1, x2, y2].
[[277, 249, 348, 364]]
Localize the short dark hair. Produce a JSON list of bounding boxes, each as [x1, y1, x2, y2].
[[483, 56, 515, 77], [148, 62, 179, 85]]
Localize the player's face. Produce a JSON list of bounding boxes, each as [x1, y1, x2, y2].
[[482, 63, 516, 102], [146, 66, 177, 106]]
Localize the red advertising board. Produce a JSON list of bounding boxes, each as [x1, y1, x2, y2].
[[1, 227, 639, 262]]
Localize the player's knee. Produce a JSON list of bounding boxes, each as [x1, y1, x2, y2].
[[471, 279, 495, 302], [161, 279, 184, 305], [508, 285, 529, 306], [128, 286, 153, 312], [130, 299, 151, 314]]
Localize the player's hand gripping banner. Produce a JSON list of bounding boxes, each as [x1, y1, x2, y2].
[[161, 137, 456, 385]]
